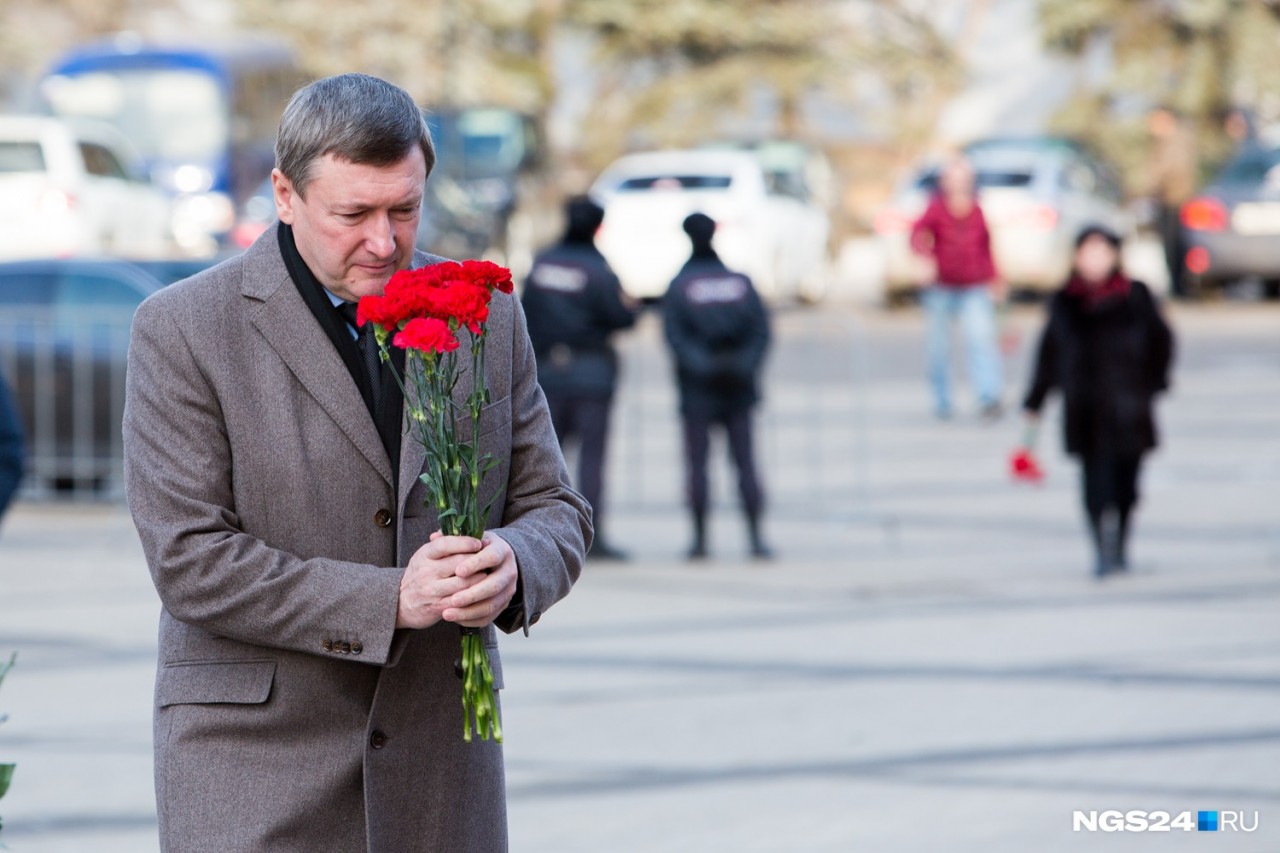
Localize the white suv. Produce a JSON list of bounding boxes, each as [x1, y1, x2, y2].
[[0, 115, 173, 260], [590, 149, 830, 302]]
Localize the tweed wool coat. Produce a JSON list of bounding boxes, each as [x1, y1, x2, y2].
[[123, 230, 591, 852]]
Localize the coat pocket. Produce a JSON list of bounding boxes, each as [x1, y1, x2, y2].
[[156, 659, 277, 707], [484, 641, 505, 691]]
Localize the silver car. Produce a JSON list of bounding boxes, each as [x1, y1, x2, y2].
[[1180, 146, 1280, 299], [874, 137, 1129, 302]]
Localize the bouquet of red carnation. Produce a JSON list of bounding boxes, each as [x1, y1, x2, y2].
[[358, 259, 514, 742]]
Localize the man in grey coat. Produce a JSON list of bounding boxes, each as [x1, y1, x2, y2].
[[123, 73, 590, 852]]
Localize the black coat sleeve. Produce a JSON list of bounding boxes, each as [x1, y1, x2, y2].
[[589, 262, 638, 334], [1022, 297, 1061, 413], [1136, 282, 1174, 393], [719, 287, 770, 380], [662, 289, 717, 379]]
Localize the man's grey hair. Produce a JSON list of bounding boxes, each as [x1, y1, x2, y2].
[[275, 73, 435, 197]]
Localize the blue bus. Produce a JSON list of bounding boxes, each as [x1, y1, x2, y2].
[[38, 34, 306, 252]]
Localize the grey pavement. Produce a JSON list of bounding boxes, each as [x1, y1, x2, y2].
[[0, 302, 1277, 852]]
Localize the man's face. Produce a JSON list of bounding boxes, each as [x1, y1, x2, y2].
[[273, 149, 426, 302]]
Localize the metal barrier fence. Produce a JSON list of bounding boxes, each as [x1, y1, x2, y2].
[[0, 306, 871, 515], [602, 307, 872, 523], [0, 312, 134, 501]]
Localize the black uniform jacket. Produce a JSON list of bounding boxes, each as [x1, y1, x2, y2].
[[662, 256, 771, 418], [522, 242, 637, 396]]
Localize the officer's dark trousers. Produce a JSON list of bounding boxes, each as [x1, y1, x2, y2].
[[681, 407, 763, 516], [546, 391, 613, 533]]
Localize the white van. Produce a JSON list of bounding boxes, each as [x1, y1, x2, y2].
[[0, 115, 173, 260], [589, 149, 831, 302]]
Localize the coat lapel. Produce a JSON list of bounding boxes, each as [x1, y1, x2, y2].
[[240, 236, 394, 486]]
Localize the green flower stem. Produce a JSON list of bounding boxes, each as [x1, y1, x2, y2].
[[379, 321, 502, 743], [460, 630, 501, 742]]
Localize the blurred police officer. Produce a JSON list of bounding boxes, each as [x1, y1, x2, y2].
[[523, 196, 638, 560], [663, 213, 772, 560]]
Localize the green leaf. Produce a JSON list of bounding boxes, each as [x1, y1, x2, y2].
[[0, 763, 14, 800]]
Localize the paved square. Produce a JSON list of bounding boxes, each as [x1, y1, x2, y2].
[[1, 303, 1277, 851]]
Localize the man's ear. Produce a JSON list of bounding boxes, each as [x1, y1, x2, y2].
[[272, 169, 297, 225]]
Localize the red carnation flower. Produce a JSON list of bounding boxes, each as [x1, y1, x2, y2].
[[356, 294, 393, 329], [461, 259, 514, 294], [438, 281, 492, 333], [393, 317, 459, 354], [1010, 448, 1045, 483]]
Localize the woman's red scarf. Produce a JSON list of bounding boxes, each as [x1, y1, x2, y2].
[[1065, 271, 1131, 309]]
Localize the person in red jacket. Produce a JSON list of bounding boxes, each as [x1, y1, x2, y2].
[[911, 155, 1005, 420]]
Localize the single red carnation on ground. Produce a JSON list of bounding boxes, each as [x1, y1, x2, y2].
[[393, 316, 459, 354]]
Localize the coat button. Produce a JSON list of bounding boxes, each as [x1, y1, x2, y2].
[[370, 730, 388, 749], [340, 641, 352, 654], [374, 509, 392, 528], [322, 639, 334, 652], [351, 642, 363, 655]]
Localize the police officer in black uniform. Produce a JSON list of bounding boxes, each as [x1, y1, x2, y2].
[[523, 196, 638, 560], [663, 213, 772, 560]]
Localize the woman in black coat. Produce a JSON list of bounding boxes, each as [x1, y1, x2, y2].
[[1023, 225, 1174, 577]]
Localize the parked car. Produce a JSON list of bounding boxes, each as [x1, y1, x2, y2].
[[589, 148, 831, 302], [0, 258, 165, 494], [417, 106, 553, 279], [1180, 145, 1280, 299], [0, 115, 174, 260], [874, 136, 1129, 302]]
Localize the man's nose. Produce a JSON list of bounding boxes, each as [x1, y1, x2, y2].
[[364, 213, 396, 258]]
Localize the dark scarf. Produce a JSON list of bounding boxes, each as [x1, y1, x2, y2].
[[1065, 271, 1131, 310], [277, 222, 405, 483]]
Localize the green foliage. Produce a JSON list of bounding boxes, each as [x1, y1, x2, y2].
[[234, 0, 551, 111], [0, 652, 14, 838], [562, 0, 960, 167], [1040, 0, 1280, 187]]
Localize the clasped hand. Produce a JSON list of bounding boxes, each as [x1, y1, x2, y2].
[[396, 532, 517, 630]]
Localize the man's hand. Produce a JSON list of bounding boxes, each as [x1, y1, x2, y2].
[[441, 532, 519, 628], [395, 532, 518, 630]]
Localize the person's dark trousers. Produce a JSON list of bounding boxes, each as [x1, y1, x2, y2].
[[1080, 450, 1143, 575], [1157, 204, 1187, 298], [546, 390, 615, 548], [681, 407, 767, 557]]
